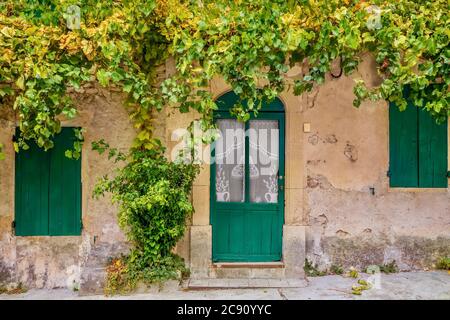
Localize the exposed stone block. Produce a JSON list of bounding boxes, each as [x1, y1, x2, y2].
[[189, 226, 212, 278]]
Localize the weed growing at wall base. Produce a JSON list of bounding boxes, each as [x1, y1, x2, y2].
[[436, 257, 450, 271]]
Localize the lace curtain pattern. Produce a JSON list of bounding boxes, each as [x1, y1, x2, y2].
[[215, 119, 245, 202], [249, 120, 279, 203], [215, 119, 279, 204]]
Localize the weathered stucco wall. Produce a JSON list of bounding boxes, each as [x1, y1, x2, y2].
[[0, 55, 449, 291], [180, 55, 449, 276], [301, 57, 450, 271], [0, 86, 135, 291]]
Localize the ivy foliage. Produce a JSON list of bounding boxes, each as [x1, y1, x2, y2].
[[0, 0, 448, 156], [161, 0, 449, 124], [1, 0, 169, 153]]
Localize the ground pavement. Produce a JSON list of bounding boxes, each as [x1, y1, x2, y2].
[[1, 271, 449, 300]]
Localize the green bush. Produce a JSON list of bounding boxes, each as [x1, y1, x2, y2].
[[94, 147, 199, 294]]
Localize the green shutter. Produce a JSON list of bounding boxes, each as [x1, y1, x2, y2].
[[389, 102, 448, 188], [418, 109, 448, 188], [389, 103, 419, 187], [15, 128, 82, 236], [49, 128, 82, 235], [15, 137, 50, 236]]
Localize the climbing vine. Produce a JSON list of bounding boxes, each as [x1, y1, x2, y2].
[[1, 0, 169, 153], [0, 0, 449, 291], [159, 0, 449, 124], [1, 0, 448, 155]]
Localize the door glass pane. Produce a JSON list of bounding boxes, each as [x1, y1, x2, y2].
[[249, 120, 279, 203], [215, 119, 245, 202]]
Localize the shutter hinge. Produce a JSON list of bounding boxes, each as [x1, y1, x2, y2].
[[387, 170, 391, 177], [11, 220, 15, 235], [80, 220, 83, 231], [447, 171, 450, 178]]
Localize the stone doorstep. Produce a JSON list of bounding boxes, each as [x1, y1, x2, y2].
[[212, 262, 285, 269], [186, 278, 307, 290]]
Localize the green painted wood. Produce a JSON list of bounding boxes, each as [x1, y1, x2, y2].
[[211, 96, 285, 262], [49, 128, 82, 235], [215, 91, 285, 112], [418, 109, 448, 188], [15, 135, 50, 236], [389, 103, 419, 187], [15, 127, 81, 236], [389, 100, 448, 188]]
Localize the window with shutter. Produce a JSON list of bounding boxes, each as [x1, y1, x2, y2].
[[389, 103, 448, 188], [15, 127, 82, 236]]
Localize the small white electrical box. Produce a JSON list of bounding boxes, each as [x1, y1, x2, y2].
[[303, 123, 311, 133]]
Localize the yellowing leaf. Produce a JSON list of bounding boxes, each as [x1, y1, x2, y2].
[[15, 76, 25, 90]]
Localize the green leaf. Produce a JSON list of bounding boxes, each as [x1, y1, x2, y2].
[[65, 150, 73, 158], [96, 69, 111, 87], [16, 76, 25, 90]]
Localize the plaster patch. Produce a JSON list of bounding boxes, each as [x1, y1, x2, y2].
[[343, 142, 358, 162]]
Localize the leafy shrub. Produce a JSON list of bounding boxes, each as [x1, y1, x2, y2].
[[94, 147, 199, 294]]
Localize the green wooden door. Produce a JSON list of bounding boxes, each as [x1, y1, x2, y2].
[[211, 93, 285, 262], [15, 127, 82, 236]]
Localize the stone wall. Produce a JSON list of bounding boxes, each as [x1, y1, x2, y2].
[[0, 85, 135, 292], [301, 57, 450, 271]]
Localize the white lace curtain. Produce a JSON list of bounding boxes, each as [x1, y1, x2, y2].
[[215, 119, 279, 204], [215, 120, 245, 202], [249, 120, 279, 203]]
